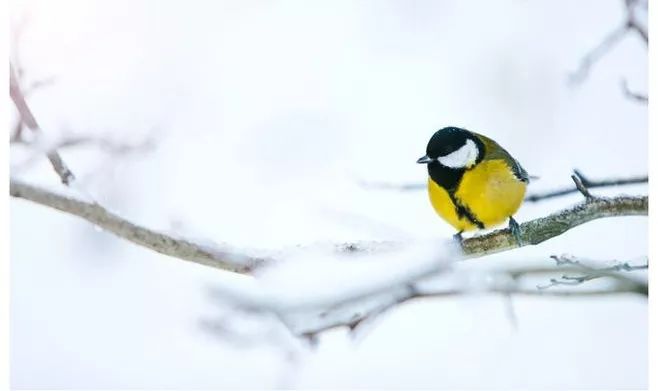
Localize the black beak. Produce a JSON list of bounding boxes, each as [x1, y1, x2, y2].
[[416, 155, 434, 164]]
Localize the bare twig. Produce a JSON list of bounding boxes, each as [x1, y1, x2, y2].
[[569, 0, 648, 85], [24, 76, 57, 94], [569, 24, 628, 85], [621, 78, 648, 103], [10, 63, 74, 185], [571, 172, 593, 200], [361, 171, 647, 202], [625, 0, 648, 44], [11, 131, 157, 155], [54, 134, 156, 154], [537, 254, 648, 291], [525, 171, 647, 202]]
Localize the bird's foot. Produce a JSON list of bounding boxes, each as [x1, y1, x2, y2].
[[508, 217, 523, 246], [453, 230, 464, 244]]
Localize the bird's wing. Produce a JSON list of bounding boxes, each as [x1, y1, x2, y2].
[[473, 132, 530, 183], [509, 157, 530, 183]]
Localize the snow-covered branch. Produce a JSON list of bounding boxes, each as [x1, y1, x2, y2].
[[205, 255, 648, 339], [10, 168, 648, 340]]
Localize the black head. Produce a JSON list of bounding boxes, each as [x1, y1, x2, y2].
[[416, 127, 484, 169]]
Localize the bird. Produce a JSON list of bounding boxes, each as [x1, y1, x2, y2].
[[416, 126, 529, 243]]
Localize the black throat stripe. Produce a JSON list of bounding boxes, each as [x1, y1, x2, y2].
[[449, 193, 485, 229], [427, 163, 485, 229]]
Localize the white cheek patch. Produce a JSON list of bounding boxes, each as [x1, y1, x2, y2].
[[438, 139, 479, 168]]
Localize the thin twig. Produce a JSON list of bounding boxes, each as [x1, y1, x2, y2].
[[569, 24, 628, 85], [525, 171, 647, 202], [571, 172, 593, 200], [537, 255, 648, 291], [625, 0, 648, 44], [569, 0, 648, 85], [360, 171, 647, 202], [621, 78, 648, 103], [11, 132, 157, 155], [9, 63, 74, 185]]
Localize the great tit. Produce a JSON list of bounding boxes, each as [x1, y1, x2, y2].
[[417, 126, 528, 242]]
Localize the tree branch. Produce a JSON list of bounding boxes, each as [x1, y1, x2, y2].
[[207, 258, 648, 339], [9, 177, 266, 273], [10, 176, 647, 273], [460, 194, 647, 256]]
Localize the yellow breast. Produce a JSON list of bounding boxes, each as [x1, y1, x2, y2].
[[427, 159, 526, 231]]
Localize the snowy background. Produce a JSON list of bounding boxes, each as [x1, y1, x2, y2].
[[10, 0, 647, 388]]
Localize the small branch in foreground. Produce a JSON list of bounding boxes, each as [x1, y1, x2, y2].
[[537, 254, 648, 291], [207, 259, 648, 340]]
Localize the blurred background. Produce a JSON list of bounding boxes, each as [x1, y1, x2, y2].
[[10, 0, 647, 388]]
